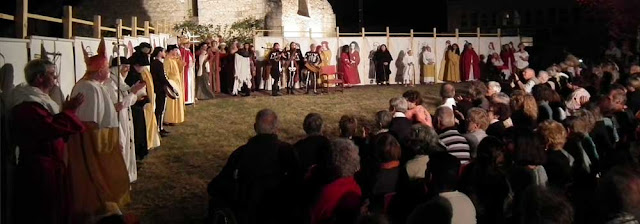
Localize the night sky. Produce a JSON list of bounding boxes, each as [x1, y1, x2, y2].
[[327, 0, 448, 33]]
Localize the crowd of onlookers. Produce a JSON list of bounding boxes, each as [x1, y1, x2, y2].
[[207, 45, 640, 223]]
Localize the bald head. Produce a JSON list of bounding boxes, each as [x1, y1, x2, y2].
[[440, 83, 456, 99], [254, 109, 278, 134], [523, 68, 535, 80], [436, 106, 455, 130]]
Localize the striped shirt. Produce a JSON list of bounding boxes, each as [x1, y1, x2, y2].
[[438, 128, 471, 164]]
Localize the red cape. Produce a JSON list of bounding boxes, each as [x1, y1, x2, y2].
[[461, 48, 481, 81]]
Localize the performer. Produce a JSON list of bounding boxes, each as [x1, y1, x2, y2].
[[107, 57, 146, 183], [487, 42, 497, 61], [125, 47, 157, 157], [234, 44, 253, 96], [249, 44, 258, 91], [207, 40, 222, 93], [438, 40, 452, 82], [444, 44, 461, 82], [268, 43, 286, 96], [491, 52, 510, 79], [403, 50, 417, 86], [320, 41, 332, 67], [10, 59, 84, 224], [422, 45, 436, 84], [149, 47, 172, 136], [514, 42, 530, 74], [374, 44, 393, 85], [368, 43, 379, 84], [67, 39, 130, 222], [179, 37, 195, 104], [304, 44, 322, 94], [163, 45, 185, 125], [195, 42, 215, 100], [344, 41, 361, 87], [460, 43, 481, 81], [285, 42, 302, 94]]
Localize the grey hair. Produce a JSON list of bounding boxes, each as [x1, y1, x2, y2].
[[375, 110, 392, 129], [408, 124, 442, 154], [436, 106, 455, 128], [389, 97, 408, 113], [254, 109, 278, 134], [487, 81, 501, 93], [330, 138, 360, 177], [492, 92, 510, 105], [24, 59, 54, 86]]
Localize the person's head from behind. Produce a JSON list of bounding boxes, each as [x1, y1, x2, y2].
[[303, 113, 323, 135], [537, 120, 567, 150], [341, 45, 349, 54], [537, 70, 550, 83], [487, 81, 501, 96], [25, 59, 56, 93], [489, 102, 511, 121], [254, 109, 278, 135], [339, 115, 358, 138], [626, 74, 640, 92], [565, 109, 596, 136], [476, 136, 506, 168], [402, 90, 423, 110], [371, 133, 401, 163], [389, 97, 408, 114], [435, 106, 455, 131], [513, 133, 546, 166], [151, 47, 165, 59], [375, 110, 392, 130], [440, 83, 456, 99], [597, 165, 640, 220], [519, 186, 574, 224], [329, 138, 360, 178], [523, 68, 535, 80], [407, 124, 442, 157], [466, 107, 490, 133], [425, 151, 461, 192], [469, 81, 488, 100], [491, 92, 510, 105], [510, 93, 538, 124], [604, 88, 627, 114], [532, 84, 554, 103]]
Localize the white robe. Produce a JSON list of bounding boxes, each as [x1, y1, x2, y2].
[[233, 54, 252, 95], [185, 60, 195, 104], [72, 79, 119, 128], [403, 55, 416, 84], [422, 50, 436, 82], [106, 73, 138, 183]]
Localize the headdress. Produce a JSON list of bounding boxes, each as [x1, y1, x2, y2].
[[82, 38, 108, 73]]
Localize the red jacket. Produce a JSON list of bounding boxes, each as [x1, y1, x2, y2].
[[311, 177, 362, 224]]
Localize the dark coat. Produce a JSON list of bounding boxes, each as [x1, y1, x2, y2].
[[389, 116, 412, 144]]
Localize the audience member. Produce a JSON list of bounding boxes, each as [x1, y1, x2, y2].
[[373, 110, 392, 135], [538, 120, 573, 189], [435, 106, 471, 164], [403, 90, 433, 127], [388, 97, 412, 143], [463, 107, 490, 158]]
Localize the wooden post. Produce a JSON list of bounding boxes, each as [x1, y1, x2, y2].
[[131, 16, 137, 37], [116, 19, 123, 39], [410, 29, 414, 51], [93, 15, 101, 38], [498, 28, 502, 47], [434, 27, 438, 82], [15, 0, 28, 38], [455, 28, 459, 43], [361, 27, 365, 38], [477, 27, 481, 49], [144, 21, 150, 36], [62, 6, 73, 39], [386, 26, 390, 47]]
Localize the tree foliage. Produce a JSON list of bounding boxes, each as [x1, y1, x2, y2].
[[173, 18, 264, 44]]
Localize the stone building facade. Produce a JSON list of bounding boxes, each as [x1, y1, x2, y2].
[[75, 0, 336, 37]]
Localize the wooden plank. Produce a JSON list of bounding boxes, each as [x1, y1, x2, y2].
[[28, 13, 63, 23], [0, 13, 14, 21], [93, 15, 101, 38], [72, 18, 93, 26], [62, 6, 72, 38]]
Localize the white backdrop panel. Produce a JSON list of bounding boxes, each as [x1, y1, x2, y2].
[[389, 37, 411, 83], [137, 36, 151, 46], [30, 36, 76, 98], [364, 37, 387, 84], [501, 36, 521, 48], [458, 37, 479, 54], [338, 37, 365, 85], [479, 37, 501, 59], [0, 38, 29, 87], [73, 37, 101, 82], [124, 36, 139, 57], [149, 34, 161, 49]]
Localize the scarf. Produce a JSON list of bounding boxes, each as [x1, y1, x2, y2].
[[8, 82, 60, 114]]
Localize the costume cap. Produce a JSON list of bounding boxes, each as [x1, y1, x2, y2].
[[82, 38, 108, 73]]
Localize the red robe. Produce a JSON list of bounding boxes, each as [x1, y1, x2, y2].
[[179, 47, 194, 101], [461, 48, 481, 81], [11, 102, 84, 224], [341, 52, 361, 84], [501, 50, 517, 75]]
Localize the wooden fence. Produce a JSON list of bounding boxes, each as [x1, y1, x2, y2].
[[0, 0, 172, 39]]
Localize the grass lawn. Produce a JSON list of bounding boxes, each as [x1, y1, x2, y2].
[[125, 84, 454, 223]]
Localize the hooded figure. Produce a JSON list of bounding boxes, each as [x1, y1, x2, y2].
[[460, 43, 481, 81]]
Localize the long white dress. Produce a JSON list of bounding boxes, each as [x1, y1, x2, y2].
[[403, 54, 416, 84], [106, 72, 138, 183]]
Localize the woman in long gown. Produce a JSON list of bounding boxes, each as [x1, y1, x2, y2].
[[196, 42, 215, 100], [422, 45, 436, 84], [320, 41, 332, 67], [438, 40, 452, 82], [374, 44, 393, 85], [444, 44, 461, 82], [163, 47, 185, 124], [460, 43, 481, 81], [339, 45, 350, 84], [368, 43, 379, 84], [343, 42, 361, 87]]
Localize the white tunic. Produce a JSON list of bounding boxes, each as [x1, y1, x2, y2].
[[514, 50, 529, 69], [72, 79, 118, 128], [106, 73, 138, 183], [403, 54, 416, 82], [233, 54, 252, 95]]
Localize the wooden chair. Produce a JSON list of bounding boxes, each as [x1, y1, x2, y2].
[[319, 65, 344, 93]]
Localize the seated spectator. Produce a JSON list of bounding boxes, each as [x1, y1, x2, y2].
[[513, 68, 538, 93], [463, 108, 490, 158], [406, 152, 477, 224], [361, 133, 402, 213], [294, 113, 331, 177], [596, 165, 640, 224], [510, 133, 548, 193], [533, 84, 555, 122], [510, 91, 538, 131], [459, 137, 511, 224], [435, 106, 471, 164], [311, 139, 362, 224], [538, 120, 574, 189], [440, 83, 457, 109], [403, 90, 433, 127], [487, 102, 513, 137], [340, 115, 368, 158], [487, 81, 502, 96], [469, 81, 490, 110], [625, 74, 640, 115], [491, 92, 511, 105], [518, 186, 574, 224], [373, 110, 392, 135], [388, 97, 412, 143], [207, 109, 297, 224], [537, 70, 557, 90], [404, 124, 446, 178], [565, 110, 599, 180]]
